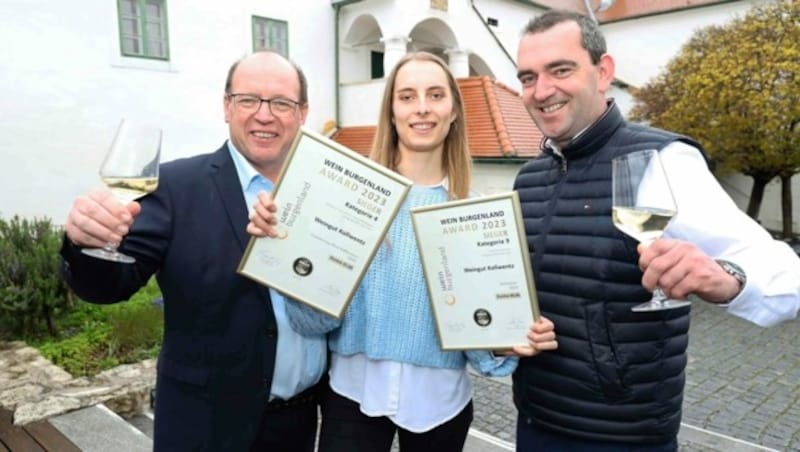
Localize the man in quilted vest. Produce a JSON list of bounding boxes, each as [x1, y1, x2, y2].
[[512, 9, 800, 451]]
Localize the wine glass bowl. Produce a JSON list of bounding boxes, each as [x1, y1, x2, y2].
[[81, 119, 162, 264], [611, 149, 689, 312]]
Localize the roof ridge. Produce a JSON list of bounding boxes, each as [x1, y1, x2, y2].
[[480, 76, 514, 156]]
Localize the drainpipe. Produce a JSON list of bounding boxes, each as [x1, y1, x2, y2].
[[583, 0, 616, 23], [331, 0, 364, 129], [469, 0, 515, 67], [583, 0, 599, 23], [502, 0, 616, 23]]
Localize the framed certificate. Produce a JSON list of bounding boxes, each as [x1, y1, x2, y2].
[[411, 192, 540, 350], [238, 126, 412, 319]]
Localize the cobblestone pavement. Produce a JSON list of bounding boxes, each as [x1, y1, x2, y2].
[[683, 300, 800, 451], [468, 300, 800, 451]]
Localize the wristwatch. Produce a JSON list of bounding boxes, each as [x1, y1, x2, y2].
[[715, 259, 747, 302]]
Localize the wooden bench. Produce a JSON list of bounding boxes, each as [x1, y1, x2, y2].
[[0, 409, 79, 452]]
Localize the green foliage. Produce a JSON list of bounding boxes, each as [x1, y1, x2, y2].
[[106, 301, 163, 363], [630, 0, 800, 178], [30, 278, 163, 377], [0, 216, 72, 337], [0, 214, 163, 377], [37, 324, 114, 377]]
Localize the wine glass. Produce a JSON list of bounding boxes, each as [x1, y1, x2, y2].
[[81, 119, 162, 264], [612, 149, 689, 312]]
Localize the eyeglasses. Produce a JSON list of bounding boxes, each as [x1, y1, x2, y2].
[[227, 93, 300, 116]]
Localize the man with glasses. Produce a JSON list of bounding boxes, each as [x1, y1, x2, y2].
[[61, 51, 326, 451]]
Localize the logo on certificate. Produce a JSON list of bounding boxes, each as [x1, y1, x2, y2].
[[444, 295, 456, 306], [293, 257, 313, 276], [275, 229, 289, 240], [473, 308, 492, 327]]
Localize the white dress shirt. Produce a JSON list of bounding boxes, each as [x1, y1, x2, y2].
[[659, 141, 800, 327]]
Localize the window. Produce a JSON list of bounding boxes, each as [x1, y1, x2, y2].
[[371, 51, 384, 79], [117, 0, 169, 60], [252, 16, 288, 56], [430, 0, 448, 11]]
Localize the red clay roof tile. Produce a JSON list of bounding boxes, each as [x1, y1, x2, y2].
[[530, 0, 734, 23]]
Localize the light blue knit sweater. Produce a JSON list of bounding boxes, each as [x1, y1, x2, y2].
[[286, 185, 517, 377]]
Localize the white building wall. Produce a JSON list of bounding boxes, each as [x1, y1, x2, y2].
[[609, 86, 633, 117], [340, 80, 386, 126], [339, 44, 373, 84], [338, 11, 383, 85], [601, 1, 763, 87], [721, 175, 800, 233], [0, 0, 335, 223], [470, 0, 545, 89], [473, 163, 524, 196], [449, 1, 522, 88]]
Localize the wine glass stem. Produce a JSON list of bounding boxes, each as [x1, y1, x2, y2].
[[653, 286, 668, 306]]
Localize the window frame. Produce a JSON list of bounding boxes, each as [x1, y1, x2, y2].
[[117, 0, 170, 61], [251, 15, 289, 57]]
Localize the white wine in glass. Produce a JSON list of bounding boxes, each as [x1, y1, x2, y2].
[[101, 176, 159, 205], [81, 119, 162, 264], [611, 149, 689, 312], [612, 206, 675, 245]]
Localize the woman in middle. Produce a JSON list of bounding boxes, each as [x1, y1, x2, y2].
[[248, 51, 557, 452]]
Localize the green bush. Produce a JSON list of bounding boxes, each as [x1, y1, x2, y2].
[[33, 278, 163, 377], [107, 281, 163, 362], [0, 215, 163, 377], [0, 216, 72, 337], [107, 305, 163, 362]]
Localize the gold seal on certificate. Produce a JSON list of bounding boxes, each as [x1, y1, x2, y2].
[[237, 126, 412, 319], [411, 192, 540, 350]]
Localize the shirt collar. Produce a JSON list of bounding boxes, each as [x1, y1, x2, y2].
[[543, 125, 591, 156], [227, 140, 273, 192], [418, 177, 449, 189]]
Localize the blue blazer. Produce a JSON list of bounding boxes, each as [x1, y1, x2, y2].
[[61, 144, 278, 451]]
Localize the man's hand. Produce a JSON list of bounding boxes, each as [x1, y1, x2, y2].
[[65, 189, 140, 248], [512, 316, 558, 357], [246, 191, 281, 238], [638, 239, 742, 304]]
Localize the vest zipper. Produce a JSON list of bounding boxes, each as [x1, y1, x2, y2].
[[560, 158, 568, 174]]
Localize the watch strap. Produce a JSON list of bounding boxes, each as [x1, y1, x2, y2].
[[715, 259, 746, 302]]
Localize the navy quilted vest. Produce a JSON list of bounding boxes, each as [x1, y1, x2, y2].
[[512, 102, 704, 444]]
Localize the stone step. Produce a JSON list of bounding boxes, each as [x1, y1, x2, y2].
[[48, 404, 151, 452], [126, 411, 154, 440], [463, 429, 514, 451]]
